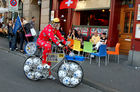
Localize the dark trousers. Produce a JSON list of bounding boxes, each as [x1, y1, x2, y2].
[[19, 33, 25, 50], [11, 34, 17, 51], [8, 35, 12, 48]]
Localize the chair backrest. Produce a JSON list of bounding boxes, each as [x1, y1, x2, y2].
[[67, 38, 74, 48], [83, 41, 93, 53], [73, 40, 81, 51], [98, 45, 107, 56], [115, 43, 120, 55]]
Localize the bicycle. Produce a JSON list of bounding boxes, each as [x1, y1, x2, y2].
[[23, 45, 84, 88]]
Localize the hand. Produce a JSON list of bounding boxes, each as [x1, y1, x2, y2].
[[58, 44, 63, 48]]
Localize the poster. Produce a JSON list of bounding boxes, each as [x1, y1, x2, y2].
[[81, 27, 88, 36], [51, 11, 54, 21], [137, 4, 140, 20], [135, 24, 140, 38]]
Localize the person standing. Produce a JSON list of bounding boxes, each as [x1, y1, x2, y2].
[[29, 16, 36, 29], [0, 16, 3, 28], [7, 19, 14, 50], [29, 16, 36, 41], [18, 17, 26, 53]]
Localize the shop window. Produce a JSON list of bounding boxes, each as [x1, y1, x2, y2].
[[79, 0, 87, 1], [80, 9, 110, 26], [121, 0, 135, 8]]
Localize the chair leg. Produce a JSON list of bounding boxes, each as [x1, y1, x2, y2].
[[78, 51, 80, 56], [115, 55, 117, 62], [108, 54, 110, 64], [118, 55, 119, 64], [82, 52, 84, 57], [98, 57, 100, 67], [105, 56, 107, 66], [90, 55, 92, 64]]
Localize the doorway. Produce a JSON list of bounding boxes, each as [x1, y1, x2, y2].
[[119, 7, 134, 54]]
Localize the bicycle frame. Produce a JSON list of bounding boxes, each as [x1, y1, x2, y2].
[[37, 46, 68, 73]]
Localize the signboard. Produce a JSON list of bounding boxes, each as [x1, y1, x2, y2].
[[51, 11, 54, 21], [46, 53, 64, 62], [90, 28, 108, 36], [137, 4, 140, 20], [76, 0, 110, 11], [81, 27, 89, 36], [8, 0, 19, 12], [135, 24, 140, 38]]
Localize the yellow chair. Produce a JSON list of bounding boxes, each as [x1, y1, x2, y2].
[[73, 40, 83, 56]]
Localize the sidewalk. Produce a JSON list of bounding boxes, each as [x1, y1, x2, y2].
[[81, 56, 140, 92], [1, 37, 140, 92]]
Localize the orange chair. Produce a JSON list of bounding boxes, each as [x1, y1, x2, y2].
[[107, 43, 120, 64], [67, 38, 74, 49]]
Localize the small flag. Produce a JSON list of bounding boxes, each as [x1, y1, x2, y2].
[[60, 0, 78, 9], [13, 16, 22, 34]]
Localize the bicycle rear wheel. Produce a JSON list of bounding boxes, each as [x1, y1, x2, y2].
[[57, 61, 84, 88]]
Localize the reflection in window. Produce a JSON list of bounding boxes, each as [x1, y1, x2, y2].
[[130, 12, 134, 33], [80, 10, 110, 26], [124, 12, 130, 33]]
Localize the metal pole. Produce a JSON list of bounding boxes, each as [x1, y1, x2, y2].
[[131, 42, 135, 66], [12, 11, 15, 21]]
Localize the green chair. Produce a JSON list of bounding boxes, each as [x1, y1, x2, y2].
[[83, 41, 97, 60]]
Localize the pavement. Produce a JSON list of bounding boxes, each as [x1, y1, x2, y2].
[[1, 37, 140, 92]]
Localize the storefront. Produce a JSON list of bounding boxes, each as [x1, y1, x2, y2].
[[51, 0, 140, 66]]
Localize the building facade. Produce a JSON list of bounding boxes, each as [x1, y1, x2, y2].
[[22, 0, 140, 66], [51, 0, 140, 66]]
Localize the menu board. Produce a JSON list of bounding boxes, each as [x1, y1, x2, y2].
[[137, 4, 140, 20], [73, 26, 108, 38], [135, 24, 140, 38], [90, 28, 96, 36], [81, 27, 89, 36], [90, 28, 108, 36], [74, 27, 81, 31], [73, 26, 89, 36], [101, 28, 108, 36]]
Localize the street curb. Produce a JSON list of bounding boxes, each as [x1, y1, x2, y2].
[[0, 47, 120, 92], [0, 47, 27, 58], [83, 78, 120, 92]]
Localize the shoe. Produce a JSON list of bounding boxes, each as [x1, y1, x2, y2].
[[20, 50, 24, 53], [93, 47, 97, 50], [15, 48, 18, 51], [91, 55, 95, 58], [48, 75, 56, 80], [10, 48, 12, 51]]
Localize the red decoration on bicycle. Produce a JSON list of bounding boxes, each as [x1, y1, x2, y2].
[[60, 0, 78, 9], [10, 0, 17, 6]]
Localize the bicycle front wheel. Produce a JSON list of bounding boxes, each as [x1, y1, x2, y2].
[[57, 61, 84, 88]]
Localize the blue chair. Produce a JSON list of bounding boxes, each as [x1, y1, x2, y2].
[[90, 45, 107, 67]]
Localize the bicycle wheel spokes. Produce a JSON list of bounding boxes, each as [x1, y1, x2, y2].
[[58, 61, 83, 88], [23, 56, 42, 80]]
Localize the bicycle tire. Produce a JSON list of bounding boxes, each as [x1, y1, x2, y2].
[[23, 56, 42, 81], [57, 60, 84, 88]]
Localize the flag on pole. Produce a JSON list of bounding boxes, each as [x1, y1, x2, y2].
[[13, 16, 22, 34], [60, 0, 78, 9]]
